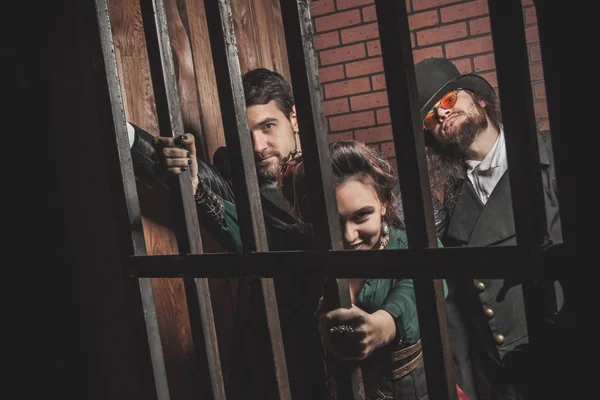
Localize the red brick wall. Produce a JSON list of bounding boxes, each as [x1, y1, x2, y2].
[[310, 0, 548, 159]]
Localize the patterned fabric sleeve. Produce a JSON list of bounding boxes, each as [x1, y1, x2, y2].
[[199, 200, 242, 253]]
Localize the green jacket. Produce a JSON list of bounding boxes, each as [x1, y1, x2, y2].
[[212, 204, 445, 344], [355, 227, 446, 345]]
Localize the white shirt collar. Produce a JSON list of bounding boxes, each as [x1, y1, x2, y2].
[[465, 130, 505, 174], [464, 130, 507, 204]]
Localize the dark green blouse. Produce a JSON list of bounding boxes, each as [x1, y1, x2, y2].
[[211, 200, 445, 345], [355, 227, 429, 345]]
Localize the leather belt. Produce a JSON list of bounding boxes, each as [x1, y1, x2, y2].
[[392, 351, 423, 380], [391, 340, 424, 380], [391, 339, 422, 363]]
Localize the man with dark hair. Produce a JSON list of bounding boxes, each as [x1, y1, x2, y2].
[[415, 57, 563, 400], [128, 67, 327, 400], [242, 67, 301, 183]]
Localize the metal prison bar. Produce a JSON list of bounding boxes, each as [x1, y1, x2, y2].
[[95, 1, 228, 399], [277, 2, 366, 398], [93, 1, 569, 400]]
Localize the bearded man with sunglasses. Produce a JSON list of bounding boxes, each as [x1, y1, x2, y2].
[[415, 58, 563, 400]]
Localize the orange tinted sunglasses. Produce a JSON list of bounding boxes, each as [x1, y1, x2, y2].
[[423, 90, 461, 130]]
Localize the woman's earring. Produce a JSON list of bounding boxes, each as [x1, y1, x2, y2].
[[379, 221, 390, 249]]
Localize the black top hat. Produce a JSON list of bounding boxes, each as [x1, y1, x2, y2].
[[415, 58, 495, 119]]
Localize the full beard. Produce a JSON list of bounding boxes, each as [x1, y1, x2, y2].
[[427, 104, 489, 214], [440, 109, 488, 153], [256, 153, 282, 183]]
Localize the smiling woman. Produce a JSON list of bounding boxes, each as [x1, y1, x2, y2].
[[336, 179, 387, 251], [175, 133, 456, 398], [279, 140, 455, 400], [279, 140, 404, 248]]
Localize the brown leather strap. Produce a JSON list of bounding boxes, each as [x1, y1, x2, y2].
[[391, 351, 423, 380], [391, 339, 422, 363]]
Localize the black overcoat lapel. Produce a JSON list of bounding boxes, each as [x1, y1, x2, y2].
[[446, 132, 555, 247], [447, 172, 516, 246]]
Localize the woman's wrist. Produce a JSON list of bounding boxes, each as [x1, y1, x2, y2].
[[371, 309, 397, 348]]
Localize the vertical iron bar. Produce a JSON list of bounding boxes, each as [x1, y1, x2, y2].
[[94, 1, 169, 398], [138, 0, 204, 251], [532, 10, 579, 400], [200, 1, 267, 252], [374, 1, 457, 399], [185, 278, 228, 400], [488, 0, 548, 250], [203, 0, 292, 398], [533, 0, 573, 246], [488, 0, 552, 345], [137, 0, 229, 398], [279, 1, 363, 398]]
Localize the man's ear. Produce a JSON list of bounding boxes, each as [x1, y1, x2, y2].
[[291, 105, 299, 133], [479, 100, 486, 108]]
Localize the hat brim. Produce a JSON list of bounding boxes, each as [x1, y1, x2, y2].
[[419, 74, 495, 118]]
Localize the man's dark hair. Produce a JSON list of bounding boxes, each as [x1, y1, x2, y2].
[[472, 89, 502, 133], [242, 68, 295, 119]]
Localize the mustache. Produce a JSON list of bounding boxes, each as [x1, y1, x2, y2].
[[256, 150, 281, 161], [441, 111, 466, 131], [443, 111, 464, 123]]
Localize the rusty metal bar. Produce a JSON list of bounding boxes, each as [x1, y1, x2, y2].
[[203, 0, 292, 398], [488, 0, 556, 347], [374, 1, 457, 399], [279, 0, 364, 398], [184, 278, 228, 399], [527, 12, 579, 398], [533, 0, 574, 247], [139, 0, 204, 251], [488, 0, 548, 250], [124, 243, 569, 278], [94, 1, 168, 398], [137, 0, 228, 398]]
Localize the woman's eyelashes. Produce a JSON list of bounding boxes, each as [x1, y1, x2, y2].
[[351, 206, 375, 223]]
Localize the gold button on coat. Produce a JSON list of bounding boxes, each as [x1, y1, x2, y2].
[[484, 307, 494, 318], [495, 334, 505, 345], [474, 281, 486, 292]]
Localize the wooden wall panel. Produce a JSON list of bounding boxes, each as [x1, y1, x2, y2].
[[107, 0, 291, 398], [231, 0, 291, 79], [108, 1, 202, 400], [183, 0, 227, 162], [164, 0, 207, 158], [110, 0, 160, 135]]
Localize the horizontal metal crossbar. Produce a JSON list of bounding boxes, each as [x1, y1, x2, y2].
[[124, 242, 568, 279]]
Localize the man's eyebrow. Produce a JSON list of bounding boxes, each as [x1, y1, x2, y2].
[[251, 117, 278, 130]]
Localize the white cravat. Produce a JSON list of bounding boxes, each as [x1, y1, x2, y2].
[[465, 131, 507, 205]]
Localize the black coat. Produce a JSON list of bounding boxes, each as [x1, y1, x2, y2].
[[442, 132, 562, 400]]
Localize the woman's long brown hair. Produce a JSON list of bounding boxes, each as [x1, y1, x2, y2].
[[280, 140, 404, 229]]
